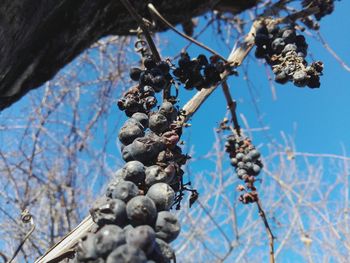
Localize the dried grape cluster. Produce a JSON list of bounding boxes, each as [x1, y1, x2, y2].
[[74, 57, 195, 263], [118, 56, 171, 117], [117, 53, 228, 118], [302, 0, 335, 21], [225, 134, 263, 204], [173, 52, 227, 90], [254, 23, 323, 88]]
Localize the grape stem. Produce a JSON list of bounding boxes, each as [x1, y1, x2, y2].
[[119, 0, 161, 62], [257, 200, 276, 263], [221, 80, 241, 136], [147, 3, 227, 62], [119, 0, 174, 101]]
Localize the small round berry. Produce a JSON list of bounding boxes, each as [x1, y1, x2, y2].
[[126, 196, 157, 226], [146, 183, 175, 211], [144, 56, 157, 69], [106, 244, 147, 263], [149, 113, 169, 134], [155, 211, 181, 243], [129, 67, 142, 81]]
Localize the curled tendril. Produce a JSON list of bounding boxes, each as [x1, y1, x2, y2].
[[8, 209, 35, 263]]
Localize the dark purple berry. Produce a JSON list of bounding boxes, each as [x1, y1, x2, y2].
[[126, 196, 157, 226], [157, 61, 170, 74], [230, 158, 238, 166], [159, 102, 178, 122], [282, 44, 297, 54], [146, 183, 175, 211], [149, 239, 174, 263], [145, 165, 175, 186], [293, 70, 308, 87], [152, 75, 166, 92], [118, 122, 144, 145], [255, 33, 270, 47], [275, 70, 289, 84], [131, 113, 149, 129], [110, 180, 139, 202], [126, 225, 156, 255], [95, 225, 126, 258], [90, 197, 127, 227], [249, 149, 261, 160], [252, 164, 261, 175], [130, 68, 142, 81], [76, 233, 99, 261], [236, 153, 245, 160], [144, 56, 156, 69], [143, 96, 157, 111], [271, 38, 285, 53], [197, 54, 209, 66], [122, 161, 146, 186], [122, 133, 166, 164], [282, 29, 296, 43], [106, 244, 147, 263], [155, 211, 181, 243], [149, 113, 169, 134]]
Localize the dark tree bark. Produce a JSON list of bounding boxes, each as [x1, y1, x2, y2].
[[0, 0, 257, 110]]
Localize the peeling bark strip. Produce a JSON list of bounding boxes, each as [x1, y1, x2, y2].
[[0, 0, 258, 110]]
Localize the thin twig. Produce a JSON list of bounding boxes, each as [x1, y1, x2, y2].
[[316, 31, 350, 73], [256, 200, 275, 263], [0, 252, 8, 263], [260, 0, 293, 17], [174, 17, 216, 59], [276, 6, 320, 24], [221, 81, 241, 135], [197, 200, 233, 250], [148, 3, 227, 62]]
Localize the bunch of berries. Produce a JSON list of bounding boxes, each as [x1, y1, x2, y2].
[[173, 52, 226, 90], [254, 23, 323, 88], [118, 53, 228, 118], [302, 0, 335, 21], [117, 56, 171, 117], [225, 134, 263, 204], [73, 57, 194, 262]]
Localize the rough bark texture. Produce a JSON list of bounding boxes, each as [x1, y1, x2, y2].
[[0, 0, 257, 110]]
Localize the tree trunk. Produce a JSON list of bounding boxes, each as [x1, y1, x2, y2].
[[0, 0, 257, 110]]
